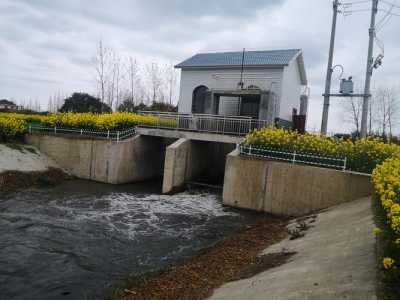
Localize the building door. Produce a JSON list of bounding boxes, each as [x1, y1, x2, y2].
[[192, 86, 208, 114]]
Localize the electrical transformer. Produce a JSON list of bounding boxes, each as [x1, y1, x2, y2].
[[340, 77, 354, 94]]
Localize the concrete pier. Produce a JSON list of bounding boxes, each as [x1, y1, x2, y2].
[[162, 139, 235, 193]]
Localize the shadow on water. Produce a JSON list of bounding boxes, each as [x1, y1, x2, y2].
[[0, 180, 264, 300]]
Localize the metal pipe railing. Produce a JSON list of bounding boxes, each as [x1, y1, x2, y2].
[[137, 111, 269, 136], [27, 126, 136, 142], [238, 144, 347, 171]]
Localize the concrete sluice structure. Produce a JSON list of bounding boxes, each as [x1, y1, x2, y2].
[[26, 130, 373, 217], [25, 132, 235, 194], [162, 138, 235, 193]]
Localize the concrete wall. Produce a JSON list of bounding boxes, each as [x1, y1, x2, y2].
[[223, 150, 373, 216], [162, 138, 235, 193], [26, 134, 173, 184], [178, 68, 284, 114]]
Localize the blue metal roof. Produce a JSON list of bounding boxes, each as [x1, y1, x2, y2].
[[175, 49, 301, 68]]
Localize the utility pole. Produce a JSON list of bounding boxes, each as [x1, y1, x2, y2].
[[321, 0, 340, 135], [360, 0, 379, 138]]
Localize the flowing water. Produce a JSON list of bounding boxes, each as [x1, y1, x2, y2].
[[0, 180, 262, 300]]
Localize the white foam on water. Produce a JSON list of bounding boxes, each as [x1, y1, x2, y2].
[[48, 191, 238, 241]]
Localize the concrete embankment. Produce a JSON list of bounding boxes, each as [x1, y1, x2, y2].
[[0, 143, 68, 190], [223, 149, 373, 216], [209, 197, 376, 300], [26, 134, 174, 184]]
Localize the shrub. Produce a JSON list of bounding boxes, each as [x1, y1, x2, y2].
[[0, 116, 27, 141], [0, 112, 177, 139], [242, 127, 400, 173], [372, 158, 400, 294]]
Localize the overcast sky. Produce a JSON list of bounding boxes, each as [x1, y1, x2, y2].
[[1, 0, 400, 133]]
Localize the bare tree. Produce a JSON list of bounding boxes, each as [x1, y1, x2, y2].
[[47, 96, 54, 112], [114, 54, 122, 110], [105, 49, 117, 110], [349, 97, 362, 134], [93, 40, 111, 110], [127, 57, 142, 105], [163, 63, 179, 105], [146, 62, 163, 104], [343, 91, 363, 134], [371, 86, 399, 138], [387, 87, 398, 139]]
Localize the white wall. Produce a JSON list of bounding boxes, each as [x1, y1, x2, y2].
[[279, 58, 302, 121], [178, 68, 283, 114]]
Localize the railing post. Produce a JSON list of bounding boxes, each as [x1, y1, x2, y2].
[[80, 129, 83, 135], [117, 131, 120, 142], [249, 144, 252, 155], [28, 125, 32, 134], [107, 130, 110, 139], [292, 150, 296, 164], [54, 126, 57, 134], [343, 157, 347, 171]]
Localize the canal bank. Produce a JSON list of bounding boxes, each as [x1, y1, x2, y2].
[[113, 197, 376, 300], [209, 197, 376, 300], [0, 143, 68, 190]]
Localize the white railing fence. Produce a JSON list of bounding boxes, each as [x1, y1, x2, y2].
[[27, 125, 136, 142], [137, 111, 269, 136], [238, 144, 347, 171]]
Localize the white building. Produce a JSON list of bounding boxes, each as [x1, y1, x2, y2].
[[0, 99, 20, 111], [175, 49, 308, 125]]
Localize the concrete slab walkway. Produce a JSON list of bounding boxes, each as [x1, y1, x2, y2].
[[209, 197, 377, 300]]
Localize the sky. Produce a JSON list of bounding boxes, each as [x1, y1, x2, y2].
[[1, 0, 400, 133]]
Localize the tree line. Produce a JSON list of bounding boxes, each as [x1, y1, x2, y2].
[[92, 40, 179, 111], [343, 85, 399, 139]]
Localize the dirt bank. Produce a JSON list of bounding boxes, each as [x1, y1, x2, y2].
[[0, 167, 70, 191], [0, 143, 69, 191], [110, 216, 288, 300]]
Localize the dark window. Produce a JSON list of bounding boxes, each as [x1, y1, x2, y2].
[[240, 95, 260, 119]]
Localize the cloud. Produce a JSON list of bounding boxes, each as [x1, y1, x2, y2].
[[1, 0, 400, 133]]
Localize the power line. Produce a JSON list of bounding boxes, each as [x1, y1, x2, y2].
[[377, 0, 397, 31], [381, 0, 400, 8], [379, 8, 400, 16], [343, 8, 371, 13], [341, 0, 372, 5]]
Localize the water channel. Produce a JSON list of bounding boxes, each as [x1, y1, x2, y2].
[[0, 180, 262, 299]]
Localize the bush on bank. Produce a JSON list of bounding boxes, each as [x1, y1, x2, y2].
[[243, 127, 400, 173], [0, 112, 175, 133], [0, 115, 27, 142], [372, 158, 400, 295]]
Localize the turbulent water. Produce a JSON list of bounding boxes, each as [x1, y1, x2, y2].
[[0, 180, 261, 300]]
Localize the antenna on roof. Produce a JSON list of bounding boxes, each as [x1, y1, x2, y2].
[[238, 48, 245, 90]]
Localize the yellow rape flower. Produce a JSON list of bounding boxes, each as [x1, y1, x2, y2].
[[383, 257, 395, 269], [373, 227, 381, 235]]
